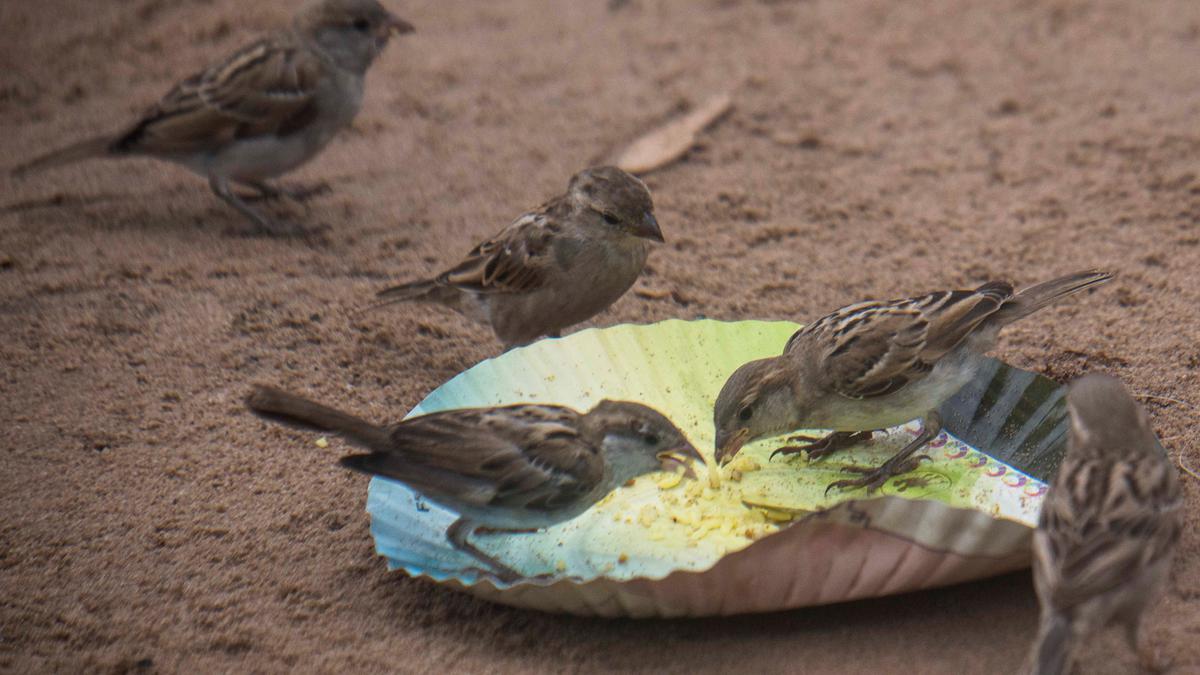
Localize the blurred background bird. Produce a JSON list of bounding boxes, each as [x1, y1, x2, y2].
[[1027, 374, 1181, 674], [12, 0, 414, 234]]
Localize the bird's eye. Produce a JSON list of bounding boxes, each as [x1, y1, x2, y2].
[[738, 406, 753, 422], [643, 433, 660, 446], [602, 212, 621, 225], [352, 18, 371, 32]]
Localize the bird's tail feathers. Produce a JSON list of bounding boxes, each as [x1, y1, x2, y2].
[[245, 385, 393, 451], [375, 278, 439, 302], [367, 278, 461, 312], [1027, 612, 1073, 675], [12, 135, 116, 178], [995, 270, 1113, 325]]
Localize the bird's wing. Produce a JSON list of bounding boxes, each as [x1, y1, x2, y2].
[[114, 36, 324, 155], [346, 404, 605, 513], [1036, 455, 1182, 610], [792, 282, 1012, 400], [909, 282, 1014, 358], [436, 205, 565, 295]]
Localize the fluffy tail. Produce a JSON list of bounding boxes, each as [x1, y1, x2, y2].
[[244, 385, 394, 451], [994, 270, 1112, 326], [1027, 612, 1073, 675], [12, 136, 116, 178]]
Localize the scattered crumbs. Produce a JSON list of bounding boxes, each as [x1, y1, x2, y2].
[[728, 455, 761, 473], [760, 508, 795, 523], [638, 505, 658, 527]]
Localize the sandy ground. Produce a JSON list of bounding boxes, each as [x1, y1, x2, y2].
[[3, 0, 1200, 672]]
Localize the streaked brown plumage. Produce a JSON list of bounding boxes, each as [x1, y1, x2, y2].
[[713, 271, 1113, 493], [13, 0, 413, 233], [1027, 374, 1181, 674], [372, 166, 664, 349], [245, 384, 700, 581]]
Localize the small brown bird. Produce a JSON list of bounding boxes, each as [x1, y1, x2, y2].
[[245, 385, 700, 581], [373, 166, 664, 348], [713, 270, 1113, 493], [1027, 374, 1181, 675], [13, 0, 413, 234]]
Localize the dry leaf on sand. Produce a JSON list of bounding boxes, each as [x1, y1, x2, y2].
[[613, 93, 734, 175]]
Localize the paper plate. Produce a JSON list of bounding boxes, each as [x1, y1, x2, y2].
[[366, 320, 1066, 617]]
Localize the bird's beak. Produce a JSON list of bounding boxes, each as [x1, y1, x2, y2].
[[384, 14, 415, 36], [632, 211, 665, 243], [657, 442, 702, 479], [715, 428, 750, 466]]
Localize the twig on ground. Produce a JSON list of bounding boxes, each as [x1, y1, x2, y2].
[[1134, 393, 1196, 409]]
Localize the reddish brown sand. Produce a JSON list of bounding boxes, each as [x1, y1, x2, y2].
[[3, 0, 1199, 672]]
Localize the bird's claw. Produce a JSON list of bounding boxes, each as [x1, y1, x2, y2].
[[786, 433, 825, 443], [246, 180, 332, 203], [1136, 640, 1171, 674], [464, 565, 522, 585], [773, 430, 873, 463], [823, 454, 932, 496], [825, 473, 889, 495], [770, 444, 812, 461]]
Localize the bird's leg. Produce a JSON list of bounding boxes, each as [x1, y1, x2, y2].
[[1126, 613, 1169, 673], [445, 518, 523, 584], [471, 526, 585, 582], [771, 430, 874, 462], [1124, 612, 1142, 654], [825, 410, 943, 495], [237, 180, 283, 202], [210, 174, 272, 228], [210, 175, 304, 236]]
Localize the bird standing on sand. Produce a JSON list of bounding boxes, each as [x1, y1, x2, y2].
[[245, 384, 701, 582], [1027, 374, 1181, 675], [372, 166, 664, 349], [13, 0, 414, 234], [712, 270, 1113, 492]]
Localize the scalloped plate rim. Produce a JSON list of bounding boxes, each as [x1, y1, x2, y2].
[[368, 319, 1046, 594]]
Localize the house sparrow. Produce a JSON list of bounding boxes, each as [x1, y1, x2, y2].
[[12, 0, 413, 234], [1027, 374, 1181, 674], [713, 270, 1113, 493], [372, 166, 664, 348], [245, 384, 700, 581]]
